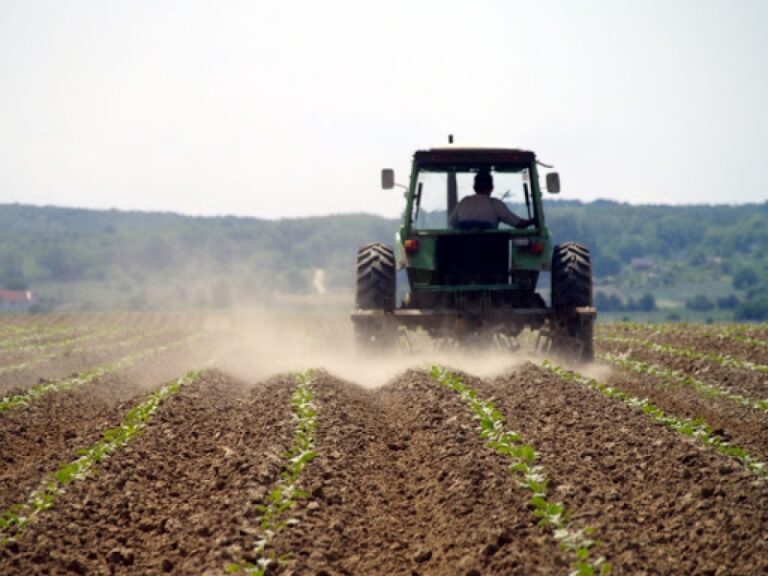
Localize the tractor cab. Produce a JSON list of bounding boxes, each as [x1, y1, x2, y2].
[[385, 147, 557, 310]]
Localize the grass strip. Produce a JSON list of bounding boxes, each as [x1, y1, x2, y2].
[[600, 352, 768, 413], [0, 370, 202, 545], [542, 361, 767, 478], [430, 366, 610, 576], [0, 334, 200, 412], [227, 370, 318, 576], [598, 334, 768, 374]]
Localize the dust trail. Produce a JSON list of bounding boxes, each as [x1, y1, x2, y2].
[[206, 309, 534, 388]]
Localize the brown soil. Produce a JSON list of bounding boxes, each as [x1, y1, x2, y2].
[[0, 326, 199, 396], [2, 317, 768, 575], [0, 372, 295, 576], [0, 340, 215, 512], [598, 324, 768, 365], [598, 338, 768, 401], [475, 364, 768, 575], [605, 367, 768, 461], [274, 371, 569, 575]]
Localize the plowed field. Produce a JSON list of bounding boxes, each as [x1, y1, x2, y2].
[[1, 314, 767, 575]]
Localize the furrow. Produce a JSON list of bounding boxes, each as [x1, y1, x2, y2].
[[0, 370, 203, 545], [0, 372, 296, 575], [542, 361, 767, 477], [273, 370, 571, 575], [478, 362, 768, 574], [0, 328, 172, 379], [430, 366, 610, 576], [0, 326, 120, 355], [227, 370, 317, 576], [600, 352, 768, 413], [0, 334, 200, 412], [597, 333, 768, 371]]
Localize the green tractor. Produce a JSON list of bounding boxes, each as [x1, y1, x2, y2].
[[351, 144, 595, 361]]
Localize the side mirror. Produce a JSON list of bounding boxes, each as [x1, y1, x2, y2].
[[546, 172, 561, 194], [381, 169, 395, 190]]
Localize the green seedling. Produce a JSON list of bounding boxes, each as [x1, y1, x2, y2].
[[0, 333, 201, 412], [0, 370, 202, 545], [228, 369, 318, 576], [430, 366, 610, 576], [543, 361, 767, 477], [600, 352, 768, 413], [598, 334, 768, 374]]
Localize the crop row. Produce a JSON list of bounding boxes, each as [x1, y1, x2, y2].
[[228, 370, 317, 576], [597, 322, 768, 348], [0, 370, 202, 545], [0, 327, 184, 378], [543, 362, 767, 477], [599, 352, 768, 413], [0, 325, 75, 349], [430, 366, 609, 576], [0, 333, 201, 411], [0, 326, 124, 358], [597, 334, 768, 374]]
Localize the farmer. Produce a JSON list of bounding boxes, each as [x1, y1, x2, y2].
[[448, 171, 533, 229]]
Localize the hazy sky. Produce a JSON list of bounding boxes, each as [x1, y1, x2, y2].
[[1, 0, 767, 219]]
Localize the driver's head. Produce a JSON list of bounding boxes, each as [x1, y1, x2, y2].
[[474, 171, 493, 195]]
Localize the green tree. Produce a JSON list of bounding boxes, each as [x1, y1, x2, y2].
[[686, 294, 715, 311], [735, 295, 768, 321], [636, 293, 656, 311], [594, 255, 621, 277], [733, 268, 759, 290]]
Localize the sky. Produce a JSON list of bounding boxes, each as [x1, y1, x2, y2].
[[1, 0, 767, 219]]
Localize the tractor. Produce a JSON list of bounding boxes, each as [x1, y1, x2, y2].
[[351, 144, 595, 361]]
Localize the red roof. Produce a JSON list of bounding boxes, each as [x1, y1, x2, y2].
[[1, 291, 32, 303]]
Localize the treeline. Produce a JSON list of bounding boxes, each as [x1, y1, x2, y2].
[[0, 201, 766, 318]]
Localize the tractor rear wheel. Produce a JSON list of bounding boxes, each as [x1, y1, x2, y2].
[[354, 243, 396, 350], [551, 242, 594, 361]]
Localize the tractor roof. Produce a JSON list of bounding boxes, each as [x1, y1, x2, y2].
[[413, 146, 536, 170]]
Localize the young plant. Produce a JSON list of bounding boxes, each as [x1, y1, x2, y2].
[[600, 352, 768, 413], [598, 334, 768, 374], [0, 333, 201, 412], [0, 370, 202, 545], [542, 361, 767, 477], [228, 369, 318, 576], [430, 366, 611, 576]]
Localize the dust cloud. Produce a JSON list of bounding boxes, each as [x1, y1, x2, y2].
[[203, 309, 534, 388]]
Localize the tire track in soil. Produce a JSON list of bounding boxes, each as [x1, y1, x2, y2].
[[272, 370, 569, 576], [598, 339, 768, 401], [0, 341, 213, 512], [0, 372, 296, 575], [475, 363, 768, 575], [602, 362, 768, 462]]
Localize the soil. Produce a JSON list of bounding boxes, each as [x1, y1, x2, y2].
[[598, 324, 768, 365], [473, 364, 768, 575], [598, 337, 768, 402], [2, 316, 768, 575], [1, 372, 296, 575], [274, 370, 569, 575]]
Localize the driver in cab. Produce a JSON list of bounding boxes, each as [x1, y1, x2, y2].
[[448, 171, 533, 230]]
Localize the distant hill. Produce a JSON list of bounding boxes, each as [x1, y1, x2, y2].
[[0, 201, 766, 319]]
